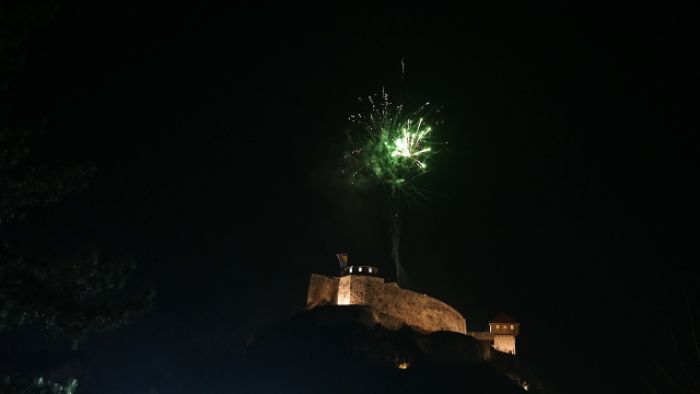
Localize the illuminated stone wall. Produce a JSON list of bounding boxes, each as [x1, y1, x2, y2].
[[306, 273, 467, 335], [383, 283, 467, 334], [492, 335, 516, 355], [306, 274, 338, 308], [337, 275, 385, 306], [306, 274, 518, 353]]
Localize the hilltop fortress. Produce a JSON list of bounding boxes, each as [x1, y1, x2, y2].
[[306, 264, 519, 356]]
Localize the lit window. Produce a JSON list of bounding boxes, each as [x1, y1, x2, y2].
[[358, 267, 363, 272], [510, 325, 514, 330], [496, 324, 500, 329]]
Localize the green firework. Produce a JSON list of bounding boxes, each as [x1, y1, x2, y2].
[[345, 89, 439, 198]]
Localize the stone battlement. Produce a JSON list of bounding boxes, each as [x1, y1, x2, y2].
[[306, 273, 467, 335]]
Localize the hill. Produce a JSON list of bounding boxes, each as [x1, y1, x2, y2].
[[234, 305, 528, 393]]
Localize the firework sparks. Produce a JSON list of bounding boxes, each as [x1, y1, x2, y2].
[[342, 88, 443, 287], [345, 89, 439, 198], [391, 118, 432, 166]]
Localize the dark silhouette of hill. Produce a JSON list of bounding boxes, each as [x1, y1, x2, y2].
[[235, 305, 526, 393]]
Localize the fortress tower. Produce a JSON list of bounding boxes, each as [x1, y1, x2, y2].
[[489, 313, 520, 355]]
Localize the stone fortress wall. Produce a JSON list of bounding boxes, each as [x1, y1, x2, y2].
[[383, 283, 467, 334], [306, 273, 467, 335], [306, 274, 338, 308]]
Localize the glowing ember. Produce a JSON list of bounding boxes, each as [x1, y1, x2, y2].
[[397, 360, 411, 370]]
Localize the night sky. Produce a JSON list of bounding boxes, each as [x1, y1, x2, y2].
[[5, 3, 700, 393]]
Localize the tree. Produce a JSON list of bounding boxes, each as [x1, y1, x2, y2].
[[1, 376, 78, 394], [0, 1, 153, 392]]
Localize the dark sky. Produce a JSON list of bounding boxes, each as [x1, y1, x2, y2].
[[6, 2, 700, 393]]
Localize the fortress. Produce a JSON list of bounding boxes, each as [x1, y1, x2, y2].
[[306, 262, 520, 356]]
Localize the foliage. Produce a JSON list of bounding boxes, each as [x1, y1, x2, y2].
[[0, 1, 154, 392], [0, 243, 154, 346], [1, 376, 78, 394], [0, 129, 93, 226]]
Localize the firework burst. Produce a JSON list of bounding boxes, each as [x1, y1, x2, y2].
[[341, 87, 443, 287], [344, 88, 440, 199]]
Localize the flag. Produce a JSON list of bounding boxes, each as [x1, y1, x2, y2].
[[336, 252, 348, 268]]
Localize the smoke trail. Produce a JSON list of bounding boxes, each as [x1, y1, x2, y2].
[[389, 196, 410, 287], [343, 88, 439, 287], [390, 207, 409, 287]]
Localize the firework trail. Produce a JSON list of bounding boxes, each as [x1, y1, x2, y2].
[[343, 88, 441, 286]]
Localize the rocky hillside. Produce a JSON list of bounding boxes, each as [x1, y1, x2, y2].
[[234, 305, 529, 393]]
